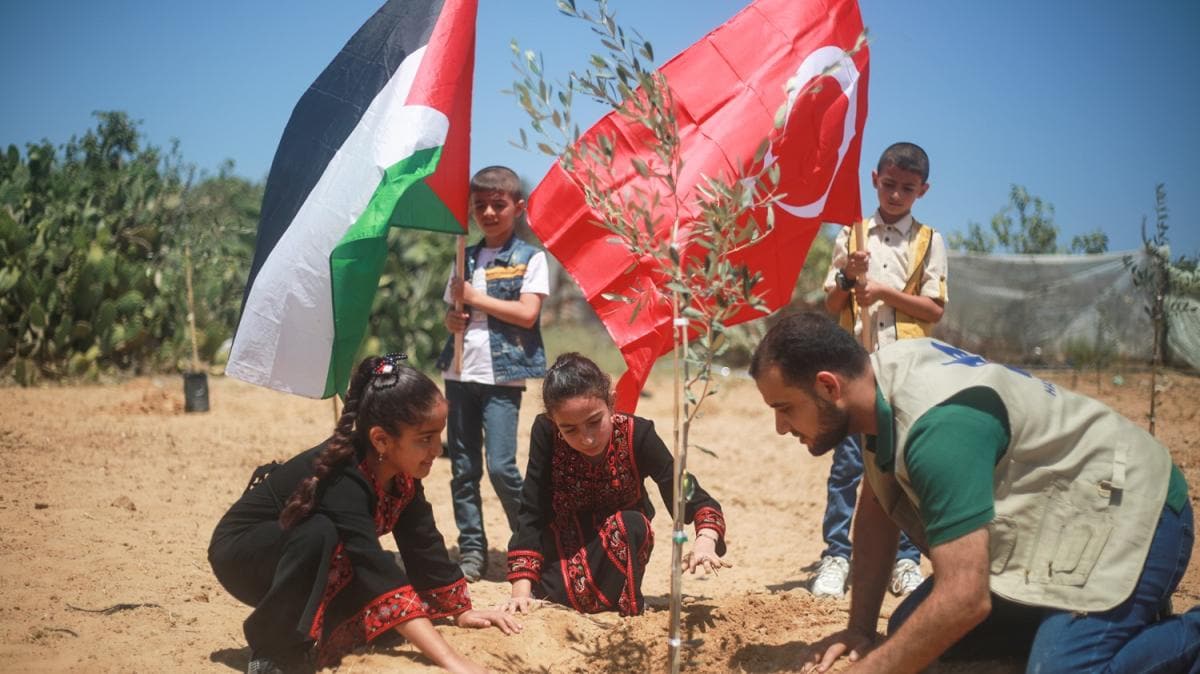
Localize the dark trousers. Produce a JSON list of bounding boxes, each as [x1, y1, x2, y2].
[[822, 433, 920, 563], [208, 514, 338, 661]]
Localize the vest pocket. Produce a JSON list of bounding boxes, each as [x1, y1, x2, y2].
[[1028, 489, 1113, 587], [987, 516, 1018, 574]]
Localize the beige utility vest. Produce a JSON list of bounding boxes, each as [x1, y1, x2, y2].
[[864, 339, 1172, 612]]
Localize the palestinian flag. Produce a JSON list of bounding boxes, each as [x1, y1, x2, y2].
[[226, 0, 476, 398]]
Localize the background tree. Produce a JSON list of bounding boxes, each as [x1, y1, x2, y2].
[[992, 184, 1058, 254], [1, 112, 190, 384], [948, 184, 1110, 255], [946, 219, 996, 254], [1124, 184, 1198, 434], [1070, 229, 1109, 254], [1, 111, 459, 384], [357, 229, 456, 369], [168, 160, 262, 368]]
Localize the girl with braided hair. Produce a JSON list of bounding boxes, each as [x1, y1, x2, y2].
[[209, 354, 520, 673], [502, 353, 731, 617]]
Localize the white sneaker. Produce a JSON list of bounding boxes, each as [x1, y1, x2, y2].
[[890, 558, 923, 596], [811, 555, 850, 598]]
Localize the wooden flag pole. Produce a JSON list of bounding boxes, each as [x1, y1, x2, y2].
[[184, 244, 200, 373], [854, 219, 874, 353], [453, 235, 466, 374]]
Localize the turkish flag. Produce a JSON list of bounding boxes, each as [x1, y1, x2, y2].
[[528, 0, 868, 411]]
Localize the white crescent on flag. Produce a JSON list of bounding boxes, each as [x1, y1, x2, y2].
[[768, 45, 863, 219]]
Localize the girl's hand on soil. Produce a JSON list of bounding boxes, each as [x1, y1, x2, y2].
[[682, 534, 731, 575], [455, 609, 523, 635], [502, 579, 537, 614], [499, 596, 542, 614]]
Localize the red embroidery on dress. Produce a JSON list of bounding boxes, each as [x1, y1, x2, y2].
[[636, 523, 653, 569], [604, 513, 636, 615], [693, 506, 726, 541], [308, 543, 353, 640], [315, 584, 426, 668], [549, 415, 641, 525], [562, 544, 611, 613], [418, 577, 471, 619], [506, 549, 544, 582], [358, 459, 417, 534], [548, 415, 653, 615], [307, 464, 418, 644]]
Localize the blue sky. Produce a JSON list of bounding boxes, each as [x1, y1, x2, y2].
[[2, 1, 1198, 256]]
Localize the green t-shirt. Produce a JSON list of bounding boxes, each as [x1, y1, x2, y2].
[[872, 386, 1189, 548]]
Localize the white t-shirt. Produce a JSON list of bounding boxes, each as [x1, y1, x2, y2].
[[442, 247, 550, 385]]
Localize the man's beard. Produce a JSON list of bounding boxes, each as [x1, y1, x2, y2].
[[807, 396, 851, 456]]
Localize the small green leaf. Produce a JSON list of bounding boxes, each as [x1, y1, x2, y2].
[[774, 100, 790, 129], [629, 298, 644, 323], [28, 302, 46, 329], [0, 267, 19, 293]]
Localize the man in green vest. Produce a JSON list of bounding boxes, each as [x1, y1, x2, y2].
[[750, 311, 1198, 673]]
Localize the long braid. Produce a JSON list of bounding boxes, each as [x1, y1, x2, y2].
[[279, 357, 377, 529]]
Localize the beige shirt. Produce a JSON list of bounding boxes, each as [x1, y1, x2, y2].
[[822, 211, 948, 350]]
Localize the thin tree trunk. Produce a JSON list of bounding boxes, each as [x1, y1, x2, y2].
[[667, 293, 687, 674]]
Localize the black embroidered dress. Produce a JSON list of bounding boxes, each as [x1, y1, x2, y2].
[[506, 414, 726, 615], [209, 441, 470, 667]]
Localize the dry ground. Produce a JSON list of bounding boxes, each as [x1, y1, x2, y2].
[[0, 366, 1196, 672]]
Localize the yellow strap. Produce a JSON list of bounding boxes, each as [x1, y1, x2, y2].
[[902, 221, 933, 295]]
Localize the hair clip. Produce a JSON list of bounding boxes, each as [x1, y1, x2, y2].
[[371, 352, 409, 389]]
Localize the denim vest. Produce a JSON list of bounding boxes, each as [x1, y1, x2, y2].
[[436, 236, 547, 382]]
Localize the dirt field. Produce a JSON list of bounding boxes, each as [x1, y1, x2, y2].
[[0, 366, 1197, 673]]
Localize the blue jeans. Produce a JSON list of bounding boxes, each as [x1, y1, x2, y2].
[[823, 434, 920, 563], [445, 380, 524, 557], [889, 501, 1199, 673]]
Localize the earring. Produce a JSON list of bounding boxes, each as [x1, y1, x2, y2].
[[376, 451, 385, 463]]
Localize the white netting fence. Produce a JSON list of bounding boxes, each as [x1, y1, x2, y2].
[[938, 249, 1199, 371]]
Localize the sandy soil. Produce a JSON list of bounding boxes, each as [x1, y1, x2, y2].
[[0, 366, 1197, 673]]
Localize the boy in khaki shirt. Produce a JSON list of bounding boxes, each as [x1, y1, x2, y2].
[[809, 142, 948, 599]]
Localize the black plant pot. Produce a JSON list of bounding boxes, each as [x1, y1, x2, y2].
[[183, 372, 209, 413]]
